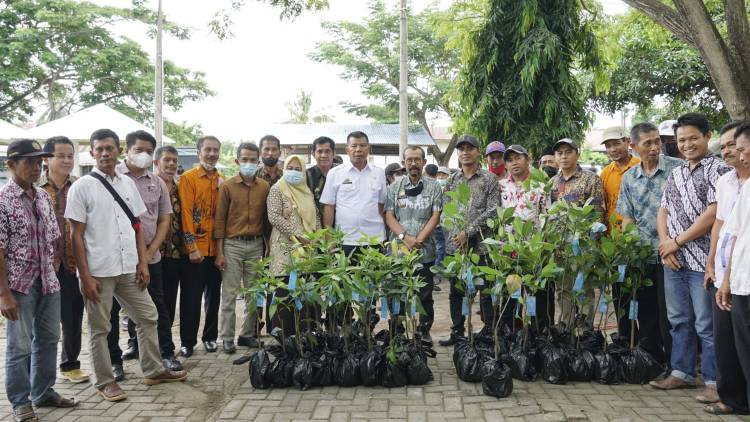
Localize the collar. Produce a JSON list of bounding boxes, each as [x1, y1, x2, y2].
[[507, 172, 530, 184], [682, 154, 716, 172], [233, 174, 257, 185], [613, 155, 640, 172], [401, 176, 425, 189], [345, 161, 372, 173], [92, 166, 120, 182], [196, 164, 219, 179], [259, 163, 283, 176], [38, 170, 74, 189], [116, 161, 153, 180], [634, 155, 669, 178], [558, 166, 583, 182]]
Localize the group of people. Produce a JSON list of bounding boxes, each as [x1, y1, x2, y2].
[[2, 111, 750, 421]]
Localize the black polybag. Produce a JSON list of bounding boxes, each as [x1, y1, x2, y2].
[[619, 346, 664, 384], [312, 352, 335, 387], [538, 342, 568, 385], [481, 359, 514, 398], [402, 351, 433, 385], [269, 357, 295, 388], [336, 352, 362, 387], [453, 339, 483, 382], [381, 359, 408, 388], [292, 356, 314, 390], [509, 344, 537, 381], [249, 349, 271, 389], [567, 348, 596, 382], [593, 350, 621, 384], [360, 348, 384, 387]]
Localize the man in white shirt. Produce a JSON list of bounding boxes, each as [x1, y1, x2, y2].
[[65, 129, 187, 402], [717, 121, 750, 416], [703, 122, 749, 414], [320, 130, 386, 256]]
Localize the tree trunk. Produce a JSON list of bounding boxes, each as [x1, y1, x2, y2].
[[622, 0, 750, 119], [432, 133, 458, 167]]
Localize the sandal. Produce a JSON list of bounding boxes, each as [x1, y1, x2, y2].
[[34, 392, 78, 408], [703, 402, 735, 415], [13, 404, 38, 422]]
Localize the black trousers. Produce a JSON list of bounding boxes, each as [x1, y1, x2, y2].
[[417, 263, 435, 333], [497, 283, 555, 332], [614, 263, 671, 365], [448, 256, 490, 334], [179, 256, 222, 348], [730, 294, 750, 414], [162, 256, 183, 326], [108, 263, 175, 362], [58, 266, 84, 371], [712, 288, 749, 413], [271, 276, 321, 338]]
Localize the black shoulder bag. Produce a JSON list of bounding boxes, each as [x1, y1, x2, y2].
[[89, 172, 141, 231]]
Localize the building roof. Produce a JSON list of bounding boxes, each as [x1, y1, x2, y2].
[[25, 104, 175, 144], [0, 120, 27, 141], [246, 124, 435, 146]]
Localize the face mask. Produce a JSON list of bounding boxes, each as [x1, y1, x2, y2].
[[262, 157, 279, 167], [131, 152, 152, 169], [664, 142, 680, 158], [284, 170, 303, 185], [200, 161, 216, 172], [489, 164, 506, 177], [239, 163, 258, 177], [542, 166, 558, 178], [392, 175, 405, 185], [437, 179, 447, 187]]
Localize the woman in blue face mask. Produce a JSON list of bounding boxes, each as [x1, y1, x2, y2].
[[266, 155, 321, 336]]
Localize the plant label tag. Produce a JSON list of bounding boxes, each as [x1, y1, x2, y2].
[[598, 297, 608, 313], [256, 292, 265, 307], [465, 268, 476, 294], [629, 300, 639, 320], [392, 298, 401, 314], [461, 296, 469, 316], [288, 270, 298, 290], [573, 272, 584, 292], [617, 264, 626, 283], [572, 237, 580, 256], [380, 296, 389, 319], [295, 298, 303, 310], [527, 295, 536, 316], [352, 291, 360, 302], [491, 294, 498, 305], [407, 301, 416, 316], [511, 289, 521, 299]]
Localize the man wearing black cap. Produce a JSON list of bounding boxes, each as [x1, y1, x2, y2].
[[1, 140, 78, 420], [438, 135, 501, 346], [385, 162, 406, 186]]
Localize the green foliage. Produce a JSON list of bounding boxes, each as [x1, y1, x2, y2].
[[580, 148, 609, 167], [209, 0, 329, 39], [163, 120, 204, 146], [455, 0, 603, 154], [285, 89, 334, 124], [0, 0, 214, 123], [585, 9, 729, 126]]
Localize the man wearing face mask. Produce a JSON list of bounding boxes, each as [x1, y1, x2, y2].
[[256, 135, 284, 186], [385, 162, 406, 186], [109, 130, 181, 377], [178, 136, 223, 357], [214, 143, 270, 353], [539, 147, 559, 178], [485, 141, 508, 179], [659, 119, 684, 159]]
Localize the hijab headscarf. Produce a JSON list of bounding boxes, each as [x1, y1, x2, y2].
[[277, 155, 317, 233]]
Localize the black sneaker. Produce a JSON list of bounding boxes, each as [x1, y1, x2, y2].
[[162, 355, 183, 371], [223, 340, 236, 354], [237, 336, 259, 348], [112, 363, 125, 382], [438, 331, 462, 347], [121, 345, 139, 361]]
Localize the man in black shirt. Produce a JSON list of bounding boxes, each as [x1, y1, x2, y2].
[[306, 136, 336, 216]]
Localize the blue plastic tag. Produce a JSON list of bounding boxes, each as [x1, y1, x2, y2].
[[491, 294, 498, 305], [288, 270, 298, 291], [573, 272, 584, 292], [511, 289, 521, 299], [270, 292, 276, 305], [461, 296, 469, 316], [392, 298, 401, 315], [572, 237, 580, 256], [465, 268, 475, 294], [515, 302, 520, 317], [330, 295, 337, 305], [598, 297, 608, 313], [295, 298, 303, 310], [380, 296, 388, 319], [352, 291, 360, 302], [256, 292, 265, 307], [591, 222, 607, 234], [629, 300, 639, 320], [617, 264, 626, 283], [527, 296, 536, 316]]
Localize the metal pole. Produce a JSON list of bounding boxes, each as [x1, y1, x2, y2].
[[155, 0, 164, 147], [398, 0, 408, 159]]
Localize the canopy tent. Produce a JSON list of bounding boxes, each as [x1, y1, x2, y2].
[[0, 120, 27, 142], [25, 104, 175, 145]]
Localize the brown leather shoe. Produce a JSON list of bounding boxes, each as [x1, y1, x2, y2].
[[144, 369, 188, 386], [649, 375, 696, 390], [696, 385, 719, 403], [96, 382, 127, 402]]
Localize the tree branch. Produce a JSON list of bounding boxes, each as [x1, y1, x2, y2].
[[724, 0, 750, 69], [0, 77, 51, 114], [620, 0, 694, 46]]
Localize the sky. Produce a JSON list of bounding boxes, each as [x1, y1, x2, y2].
[[98, 0, 630, 141]]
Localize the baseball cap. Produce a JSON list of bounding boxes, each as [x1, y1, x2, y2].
[[601, 127, 627, 144], [437, 166, 451, 175], [7, 139, 53, 159], [503, 144, 529, 159], [485, 141, 506, 156], [552, 138, 578, 152], [456, 135, 480, 149], [659, 120, 677, 137], [424, 164, 438, 176], [385, 162, 404, 175]]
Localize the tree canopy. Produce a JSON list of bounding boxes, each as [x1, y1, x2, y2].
[[310, 0, 460, 164], [0, 0, 213, 136], [285, 89, 334, 123], [456, 0, 604, 154]]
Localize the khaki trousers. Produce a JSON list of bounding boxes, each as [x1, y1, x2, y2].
[[85, 273, 162, 388], [220, 238, 263, 341]]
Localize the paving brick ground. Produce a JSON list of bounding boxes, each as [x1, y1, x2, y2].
[[0, 283, 745, 421]]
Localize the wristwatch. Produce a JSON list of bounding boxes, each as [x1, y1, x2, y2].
[[398, 232, 406, 241]]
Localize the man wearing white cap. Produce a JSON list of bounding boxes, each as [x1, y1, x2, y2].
[[659, 119, 684, 159], [600, 127, 640, 229]]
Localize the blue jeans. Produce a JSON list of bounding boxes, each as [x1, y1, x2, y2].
[[434, 226, 446, 266], [5, 278, 61, 409], [664, 267, 716, 383]]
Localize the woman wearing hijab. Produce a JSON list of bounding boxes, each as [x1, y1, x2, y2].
[[267, 155, 321, 336]]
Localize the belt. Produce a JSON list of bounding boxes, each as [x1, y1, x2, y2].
[[232, 235, 263, 241]]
